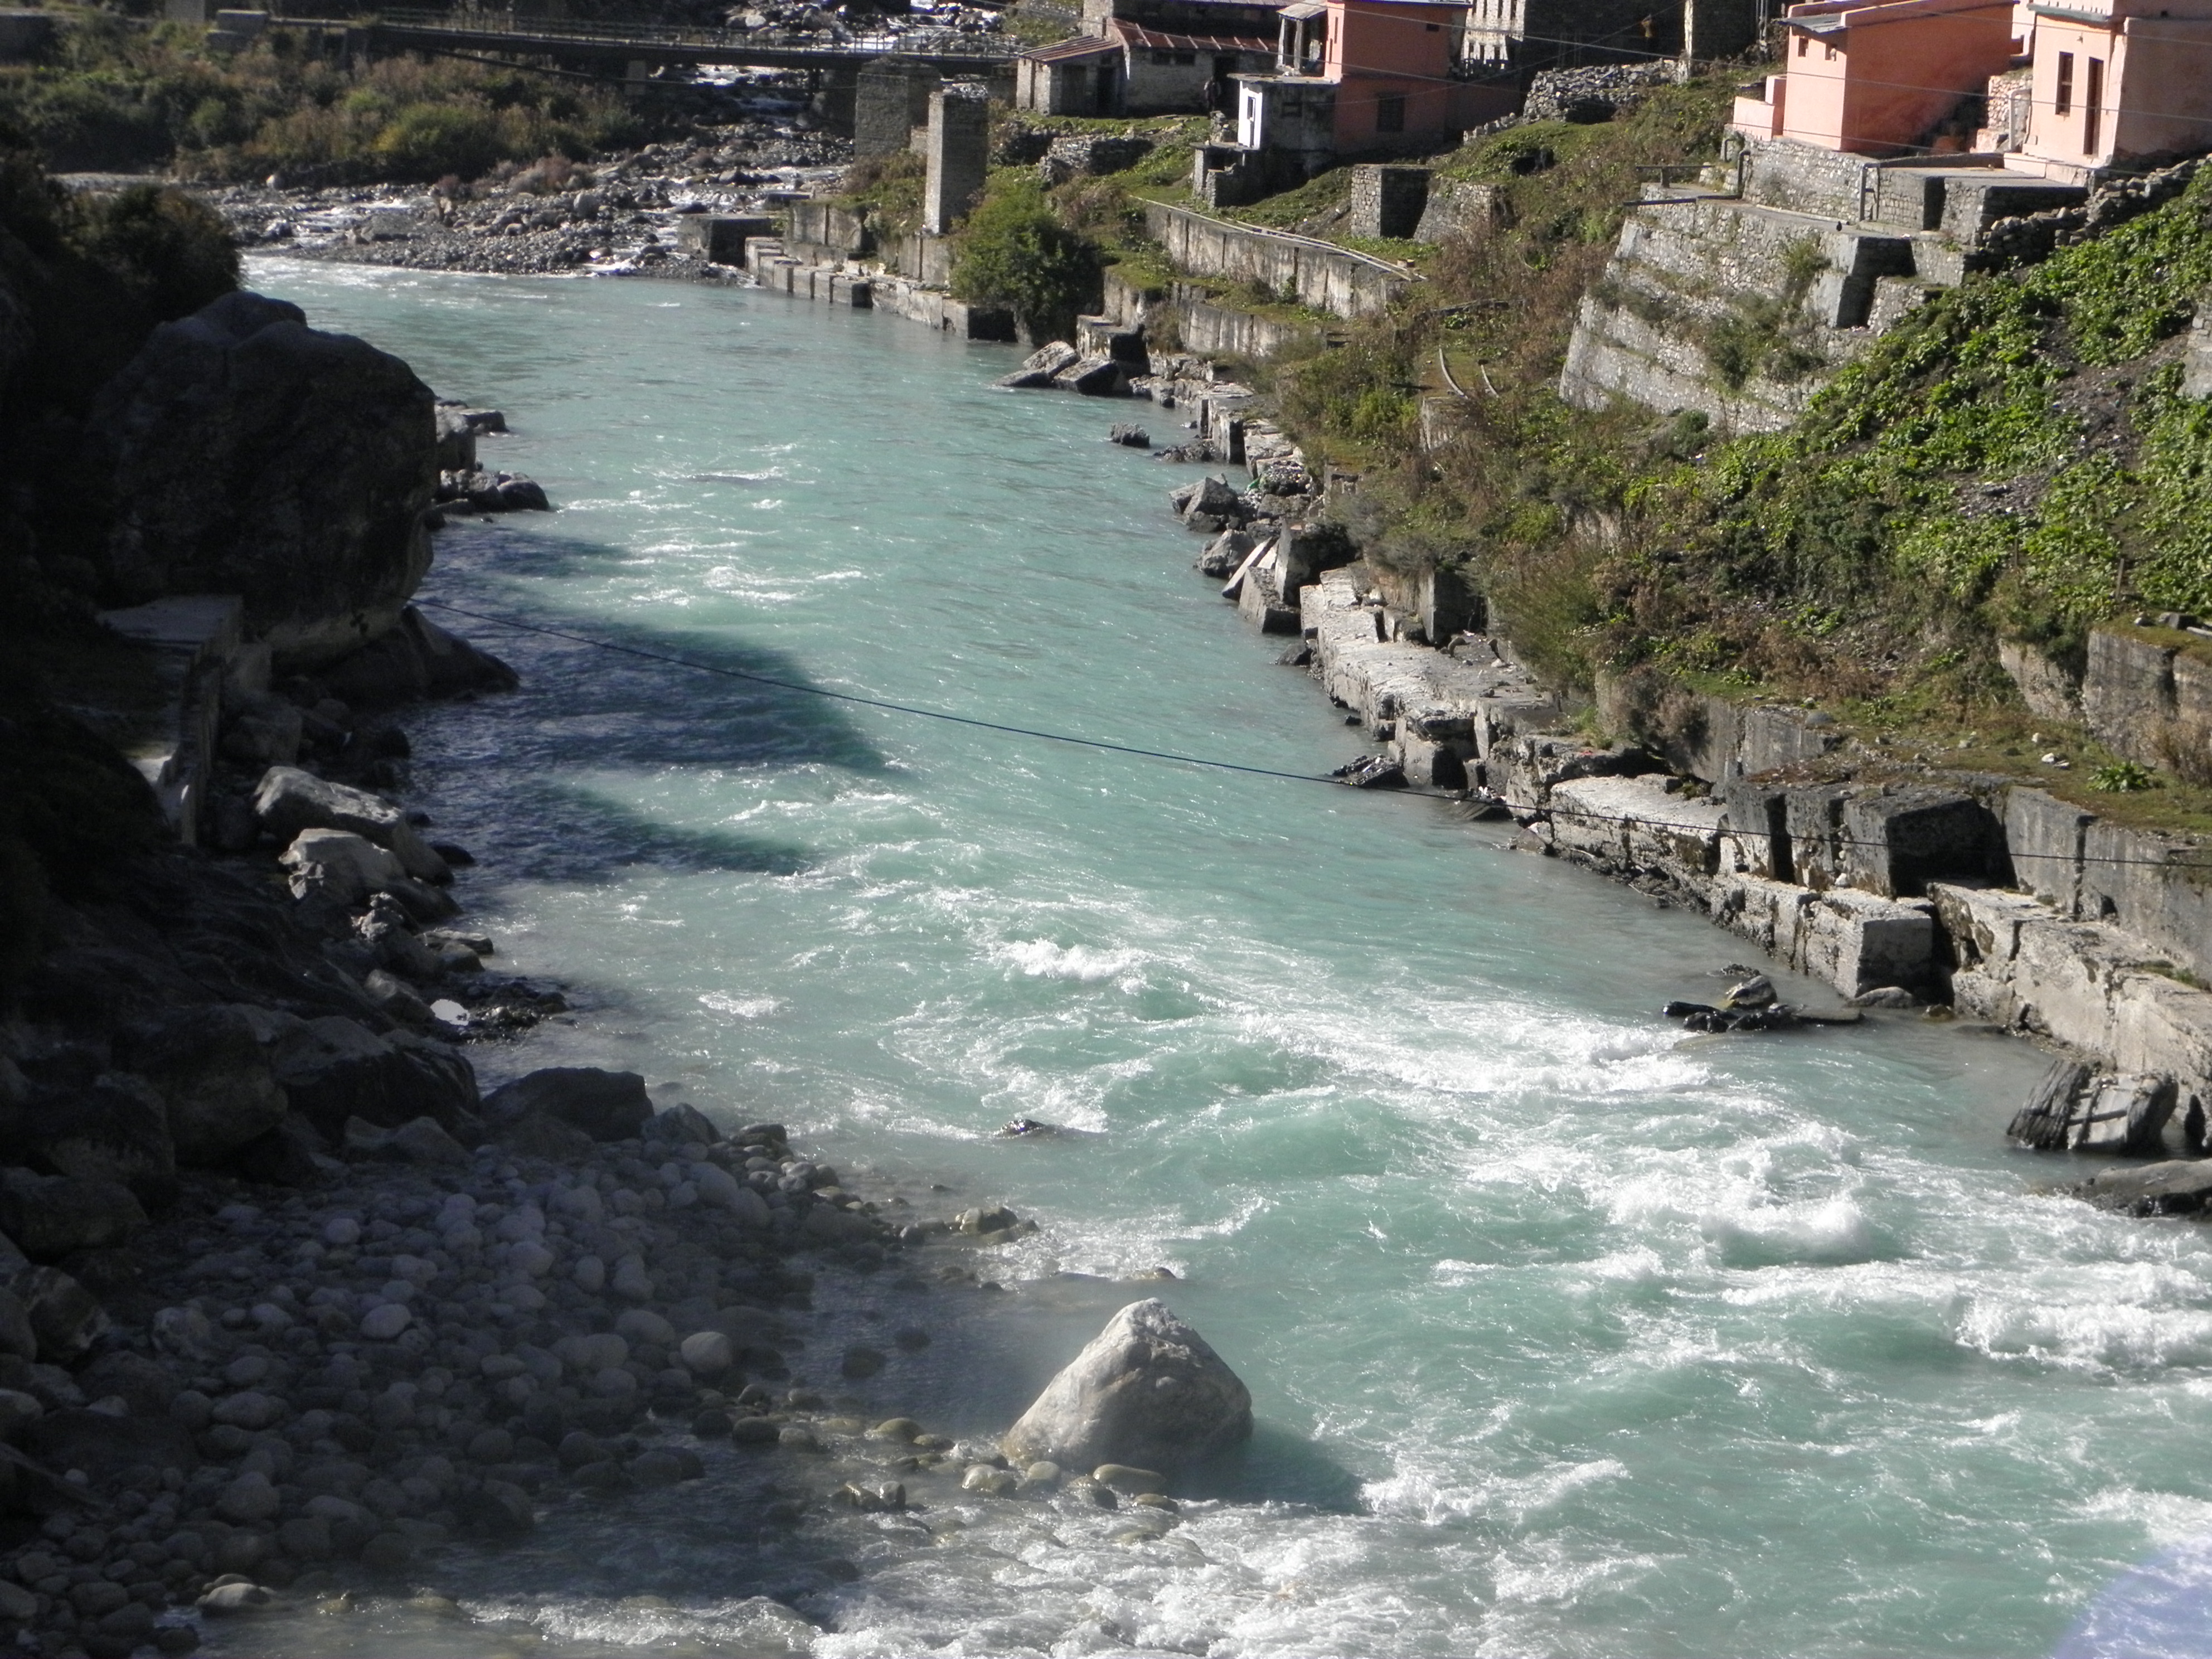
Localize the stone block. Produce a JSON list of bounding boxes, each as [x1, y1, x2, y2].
[[856, 59, 938, 159], [1840, 786, 1995, 897], [1716, 780, 1791, 879], [1347, 166, 1430, 240], [1708, 871, 1813, 958], [2083, 624, 2177, 765], [1413, 178, 1503, 244], [2077, 819, 2212, 989], [676, 215, 776, 264], [1783, 785, 1850, 889], [2001, 785, 2091, 916], [1549, 775, 1725, 889], [1796, 888, 1936, 996], [1998, 638, 2080, 723]]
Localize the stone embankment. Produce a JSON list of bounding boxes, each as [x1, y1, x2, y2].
[[1559, 137, 2097, 435], [1161, 458, 2212, 1175]]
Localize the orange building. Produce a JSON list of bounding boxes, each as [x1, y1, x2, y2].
[[1732, 0, 2212, 173], [1235, 0, 1514, 164]]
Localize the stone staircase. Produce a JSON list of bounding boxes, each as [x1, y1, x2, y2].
[[1559, 139, 2087, 434]]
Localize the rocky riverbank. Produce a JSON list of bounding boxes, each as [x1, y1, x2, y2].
[[190, 119, 847, 281], [1133, 404, 2212, 1192], [0, 198, 1149, 1652]]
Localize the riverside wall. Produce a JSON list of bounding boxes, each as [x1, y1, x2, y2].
[[1141, 202, 1414, 321], [1178, 496, 2212, 1157]]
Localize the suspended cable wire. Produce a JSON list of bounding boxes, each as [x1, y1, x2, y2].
[[416, 598, 2212, 872]]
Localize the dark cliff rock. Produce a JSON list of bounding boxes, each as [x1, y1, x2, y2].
[[86, 289, 437, 667]]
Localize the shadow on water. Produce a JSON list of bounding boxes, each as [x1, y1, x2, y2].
[[406, 525, 894, 884], [1176, 1422, 1367, 1513]]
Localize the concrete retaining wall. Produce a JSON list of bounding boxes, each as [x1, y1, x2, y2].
[[1143, 201, 1414, 320], [1170, 290, 1316, 359]]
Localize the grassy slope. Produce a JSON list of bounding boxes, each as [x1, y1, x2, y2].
[[1198, 79, 2212, 827]]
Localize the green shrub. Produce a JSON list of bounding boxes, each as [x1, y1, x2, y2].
[[67, 182, 237, 318], [2090, 760, 2159, 792], [951, 177, 1099, 340], [372, 100, 503, 181]]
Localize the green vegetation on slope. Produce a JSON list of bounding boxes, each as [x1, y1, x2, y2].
[[952, 170, 1100, 340], [0, 12, 644, 180], [1592, 162, 2212, 743]]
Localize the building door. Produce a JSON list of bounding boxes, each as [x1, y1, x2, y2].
[[1210, 55, 1237, 111], [1095, 59, 1119, 114], [2082, 55, 2103, 155]]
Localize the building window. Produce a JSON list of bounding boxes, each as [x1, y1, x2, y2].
[[2083, 55, 2103, 151], [1151, 49, 1171, 62], [1175, 50, 1194, 62], [1795, 32, 1807, 54], [2054, 50, 2073, 115], [1376, 94, 1405, 132]]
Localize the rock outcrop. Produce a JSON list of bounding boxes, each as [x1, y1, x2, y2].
[[251, 765, 448, 882], [1001, 1299, 1252, 1474], [87, 289, 437, 666], [481, 1068, 653, 1143]]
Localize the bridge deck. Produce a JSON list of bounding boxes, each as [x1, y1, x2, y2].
[[283, 8, 1021, 70]]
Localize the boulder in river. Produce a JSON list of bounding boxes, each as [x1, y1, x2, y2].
[[1001, 1299, 1251, 1474], [269, 1014, 479, 1141], [320, 604, 520, 709], [2009, 1058, 2177, 1155]]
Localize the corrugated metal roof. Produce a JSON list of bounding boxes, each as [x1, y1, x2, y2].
[[1020, 33, 1121, 60], [1112, 17, 1275, 48]]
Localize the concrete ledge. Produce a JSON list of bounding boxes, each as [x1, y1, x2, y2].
[[98, 594, 250, 848]]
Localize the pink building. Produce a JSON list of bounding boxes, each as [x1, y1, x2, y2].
[[1732, 0, 2212, 174], [2011, 0, 2212, 179], [1730, 0, 2021, 155], [1237, 0, 1514, 163]]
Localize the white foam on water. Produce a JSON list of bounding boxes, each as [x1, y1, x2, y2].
[[991, 939, 1149, 983], [1364, 1454, 1630, 1527], [698, 991, 782, 1019], [2084, 1488, 2212, 1550]]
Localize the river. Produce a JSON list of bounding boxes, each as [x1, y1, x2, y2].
[[220, 256, 2212, 1659]]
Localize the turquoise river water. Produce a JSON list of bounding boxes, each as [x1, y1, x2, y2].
[[223, 256, 2212, 1659]]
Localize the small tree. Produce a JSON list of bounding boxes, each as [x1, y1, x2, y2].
[[949, 178, 1097, 344]]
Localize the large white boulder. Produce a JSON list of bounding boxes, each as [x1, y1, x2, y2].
[[1001, 1299, 1251, 1474]]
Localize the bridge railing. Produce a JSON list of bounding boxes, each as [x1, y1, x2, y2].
[[371, 7, 1018, 57]]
